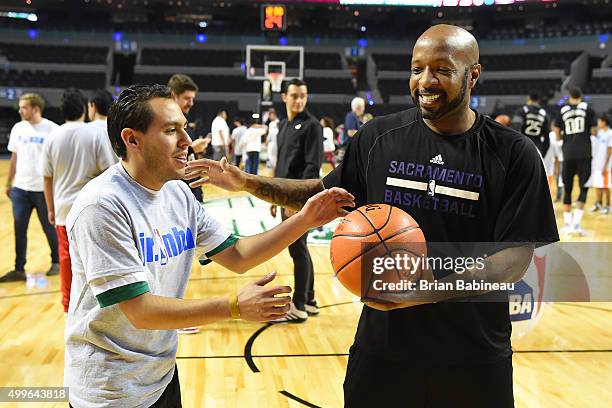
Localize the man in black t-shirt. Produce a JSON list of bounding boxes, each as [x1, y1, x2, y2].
[[552, 86, 597, 235], [511, 90, 550, 157], [185, 25, 559, 407], [270, 78, 324, 323]]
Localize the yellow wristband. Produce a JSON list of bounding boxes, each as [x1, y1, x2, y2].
[[229, 294, 241, 320]]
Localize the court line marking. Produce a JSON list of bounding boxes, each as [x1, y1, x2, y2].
[[175, 349, 612, 360], [279, 390, 322, 408]]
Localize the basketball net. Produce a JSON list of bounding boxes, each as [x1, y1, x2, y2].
[[267, 72, 284, 93]]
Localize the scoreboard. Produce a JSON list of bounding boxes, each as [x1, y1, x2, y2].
[[261, 4, 287, 32]]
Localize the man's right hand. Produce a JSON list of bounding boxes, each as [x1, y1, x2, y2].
[[236, 271, 292, 322], [5, 186, 11, 198], [184, 157, 247, 191]]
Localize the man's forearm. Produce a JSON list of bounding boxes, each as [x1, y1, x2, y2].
[[244, 175, 324, 210], [7, 153, 17, 185], [380, 245, 535, 304], [119, 292, 231, 330], [43, 177, 54, 215]]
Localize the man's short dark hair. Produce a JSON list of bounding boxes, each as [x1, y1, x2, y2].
[[61, 88, 86, 121], [234, 117, 244, 125], [281, 78, 307, 94], [599, 113, 609, 125], [167, 74, 198, 95], [89, 88, 114, 117], [528, 90, 540, 103], [107, 84, 171, 159], [568, 86, 582, 99]]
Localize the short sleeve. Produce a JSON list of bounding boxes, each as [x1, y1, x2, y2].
[[493, 138, 559, 245], [193, 200, 235, 262], [68, 203, 150, 307], [322, 127, 369, 207], [7, 124, 20, 153], [40, 137, 53, 177]]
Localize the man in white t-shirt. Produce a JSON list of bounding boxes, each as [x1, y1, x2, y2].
[[266, 109, 280, 169], [64, 84, 354, 407], [589, 114, 612, 214], [242, 121, 267, 175], [41, 88, 117, 313], [231, 117, 247, 166], [211, 109, 230, 161], [1, 93, 59, 284]]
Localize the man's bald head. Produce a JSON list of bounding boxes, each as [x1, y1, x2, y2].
[[414, 24, 479, 68]]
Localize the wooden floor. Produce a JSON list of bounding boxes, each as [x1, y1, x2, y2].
[[0, 158, 611, 407]]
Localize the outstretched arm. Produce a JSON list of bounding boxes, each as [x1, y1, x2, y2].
[[185, 157, 332, 211]]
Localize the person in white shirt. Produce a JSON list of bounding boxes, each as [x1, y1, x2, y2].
[[242, 121, 267, 175], [211, 109, 230, 161], [589, 114, 612, 214], [266, 109, 280, 169], [41, 88, 117, 312], [320, 116, 336, 169], [64, 84, 354, 407], [231, 118, 247, 166], [1, 93, 60, 284]]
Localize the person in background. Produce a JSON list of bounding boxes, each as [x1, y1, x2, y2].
[[1, 93, 59, 284], [231, 118, 247, 167], [320, 116, 336, 169], [342, 97, 365, 145]]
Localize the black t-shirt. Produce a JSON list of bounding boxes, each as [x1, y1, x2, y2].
[[511, 104, 550, 157], [554, 102, 596, 160], [323, 107, 559, 365], [275, 110, 323, 180]]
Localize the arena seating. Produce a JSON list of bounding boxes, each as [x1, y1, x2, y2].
[[0, 69, 106, 89], [0, 43, 108, 65]]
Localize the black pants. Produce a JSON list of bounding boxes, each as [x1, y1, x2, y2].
[[69, 365, 181, 408], [282, 209, 315, 310], [343, 348, 514, 408], [10, 187, 58, 271], [562, 158, 591, 205]]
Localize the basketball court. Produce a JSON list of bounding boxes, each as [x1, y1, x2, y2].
[[0, 160, 611, 407]]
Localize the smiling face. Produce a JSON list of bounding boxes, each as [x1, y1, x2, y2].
[[409, 25, 480, 124], [138, 98, 192, 183]]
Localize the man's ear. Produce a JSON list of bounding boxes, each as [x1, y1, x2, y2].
[[470, 64, 481, 88], [121, 128, 140, 154], [281, 92, 287, 103]]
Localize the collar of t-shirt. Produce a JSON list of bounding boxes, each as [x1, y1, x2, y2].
[[287, 110, 310, 125], [118, 162, 161, 197]]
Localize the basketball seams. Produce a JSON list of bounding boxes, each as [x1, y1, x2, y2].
[[333, 225, 423, 275]]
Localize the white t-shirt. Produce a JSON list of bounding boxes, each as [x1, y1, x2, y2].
[[40, 120, 117, 226], [8, 118, 59, 191], [323, 127, 335, 153], [591, 128, 612, 172], [267, 120, 279, 167], [231, 125, 247, 156], [64, 163, 234, 408], [211, 116, 229, 147], [243, 127, 266, 153]]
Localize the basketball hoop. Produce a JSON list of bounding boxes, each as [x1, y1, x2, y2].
[[267, 72, 284, 93]]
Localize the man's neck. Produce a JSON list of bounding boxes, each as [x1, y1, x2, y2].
[[28, 116, 42, 125], [92, 114, 107, 122], [121, 159, 164, 191], [286, 110, 301, 122], [569, 98, 582, 105], [423, 107, 477, 135]]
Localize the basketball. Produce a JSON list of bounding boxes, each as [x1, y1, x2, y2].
[[330, 204, 427, 298]]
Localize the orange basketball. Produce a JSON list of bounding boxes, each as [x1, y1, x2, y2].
[[330, 204, 427, 299]]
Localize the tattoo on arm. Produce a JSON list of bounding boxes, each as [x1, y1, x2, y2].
[[246, 177, 324, 210]]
